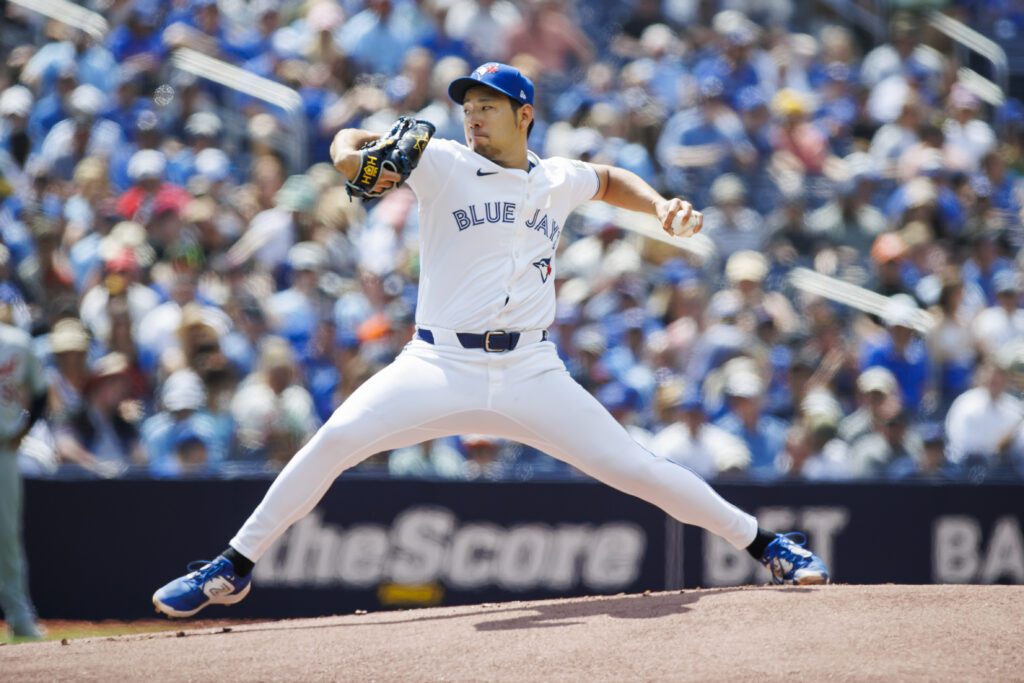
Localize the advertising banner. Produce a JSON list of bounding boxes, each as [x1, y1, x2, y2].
[[22, 478, 1023, 620]]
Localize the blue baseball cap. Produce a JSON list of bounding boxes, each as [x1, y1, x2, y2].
[[448, 63, 534, 106]]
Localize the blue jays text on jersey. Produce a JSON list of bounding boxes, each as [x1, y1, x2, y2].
[[451, 202, 561, 247]]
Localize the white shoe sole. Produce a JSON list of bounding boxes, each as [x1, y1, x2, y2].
[[793, 573, 830, 585], [153, 582, 252, 618]]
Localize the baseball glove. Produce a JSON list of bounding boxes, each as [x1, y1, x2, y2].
[[345, 117, 436, 200]]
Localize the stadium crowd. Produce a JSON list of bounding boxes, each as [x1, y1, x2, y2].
[[1, 0, 1023, 483]]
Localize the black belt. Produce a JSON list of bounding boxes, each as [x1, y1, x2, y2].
[[416, 328, 547, 352]]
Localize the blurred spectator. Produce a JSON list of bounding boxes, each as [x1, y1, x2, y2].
[[870, 98, 922, 174], [101, 296, 149, 401], [962, 230, 1013, 305], [657, 80, 748, 210], [870, 234, 912, 295], [21, 23, 117, 93], [889, 422, 958, 480], [116, 149, 190, 225], [19, 216, 76, 312], [764, 178, 810, 250], [141, 368, 226, 476], [596, 381, 652, 449], [838, 367, 901, 444], [861, 13, 944, 117], [227, 173, 318, 273], [389, 436, 466, 479], [462, 437, 571, 479], [971, 270, 1024, 359], [268, 241, 329, 351], [137, 272, 217, 371], [166, 111, 224, 186], [926, 274, 978, 409], [723, 250, 797, 335], [686, 289, 751, 383], [559, 206, 641, 287], [979, 149, 1023, 216], [770, 88, 835, 179], [26, 62, 77, 146], [699, 174, 765, 259], [504, 0, 594, 76], [445, 0, 521, 63], [806, 154, 886, 252], [943, 85, 996, 173], [221, 295, 269, 378], [0, 85, 34, 183], [46, 318, 96, 469], [103, 69, 151, 143], [0, 244, 31, 332], [416, 56, 470, 141], [945, 355, 1024, 478], [861, 295, 931, 411], [176, 302, 231, 374], [716, 368, 789, 478], [849, 406, 922, 478], [651, 386, 751, 479], [333, 0, 420, 77], [61, 352, 140, 472], [776, 389, 852, 480], [79, 240, 159, 343], [106, 0, 165, 67], [39, 84, 124, 181], [231, 336, 320, 467]]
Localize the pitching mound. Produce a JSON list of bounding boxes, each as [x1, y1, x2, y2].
[[3, 585, 1021, 681]]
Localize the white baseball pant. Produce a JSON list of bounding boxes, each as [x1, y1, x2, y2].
[[230, 337, 758, 561]]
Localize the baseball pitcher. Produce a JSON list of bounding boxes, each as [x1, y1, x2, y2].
[[153, 63, 828, 617]]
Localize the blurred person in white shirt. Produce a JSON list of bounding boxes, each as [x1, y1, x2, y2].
[[945, 354, 1024, 473], [971, 270, 1024, 359], [943, 85, 996, 173], [651, 386, 751, 480]]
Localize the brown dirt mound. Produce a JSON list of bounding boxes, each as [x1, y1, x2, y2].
[[2, 585, 1021, 682]]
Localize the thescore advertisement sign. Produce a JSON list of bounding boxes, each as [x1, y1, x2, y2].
[[23, 478, 1024, 619]]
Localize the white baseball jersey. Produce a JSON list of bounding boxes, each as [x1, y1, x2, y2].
[[229, 139, 759, 567], [405, 139, 598, 332], [0, 323, 46, 442]]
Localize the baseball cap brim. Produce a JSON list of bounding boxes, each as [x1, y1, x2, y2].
[[449, 77, 522, 106]]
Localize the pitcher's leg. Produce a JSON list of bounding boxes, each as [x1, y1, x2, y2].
[[498, 367, 758, 549], [230, 349, 477, 562]]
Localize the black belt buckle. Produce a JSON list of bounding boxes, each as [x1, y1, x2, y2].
[[483, 330, 510, 352]]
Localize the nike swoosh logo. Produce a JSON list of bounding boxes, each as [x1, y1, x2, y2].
[[476, 169, 498, 176]]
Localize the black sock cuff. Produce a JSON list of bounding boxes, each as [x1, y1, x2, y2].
[[745, 528, 776, 561], [223, 546, 255, 576]]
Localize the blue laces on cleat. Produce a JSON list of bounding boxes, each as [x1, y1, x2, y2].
[[185, 559, 229, 584]]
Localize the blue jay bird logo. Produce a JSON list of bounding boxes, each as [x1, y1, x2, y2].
[[533, 257, 553, 283]]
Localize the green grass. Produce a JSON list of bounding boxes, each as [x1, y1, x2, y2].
[[2, 619, 244, 646]]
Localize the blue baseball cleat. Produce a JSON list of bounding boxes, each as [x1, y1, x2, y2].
[[152, 556, 252, 618], [760, 533, 830, 585]]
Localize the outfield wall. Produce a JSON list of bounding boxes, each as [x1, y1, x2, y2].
[[23, 478, 1024, 619]]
